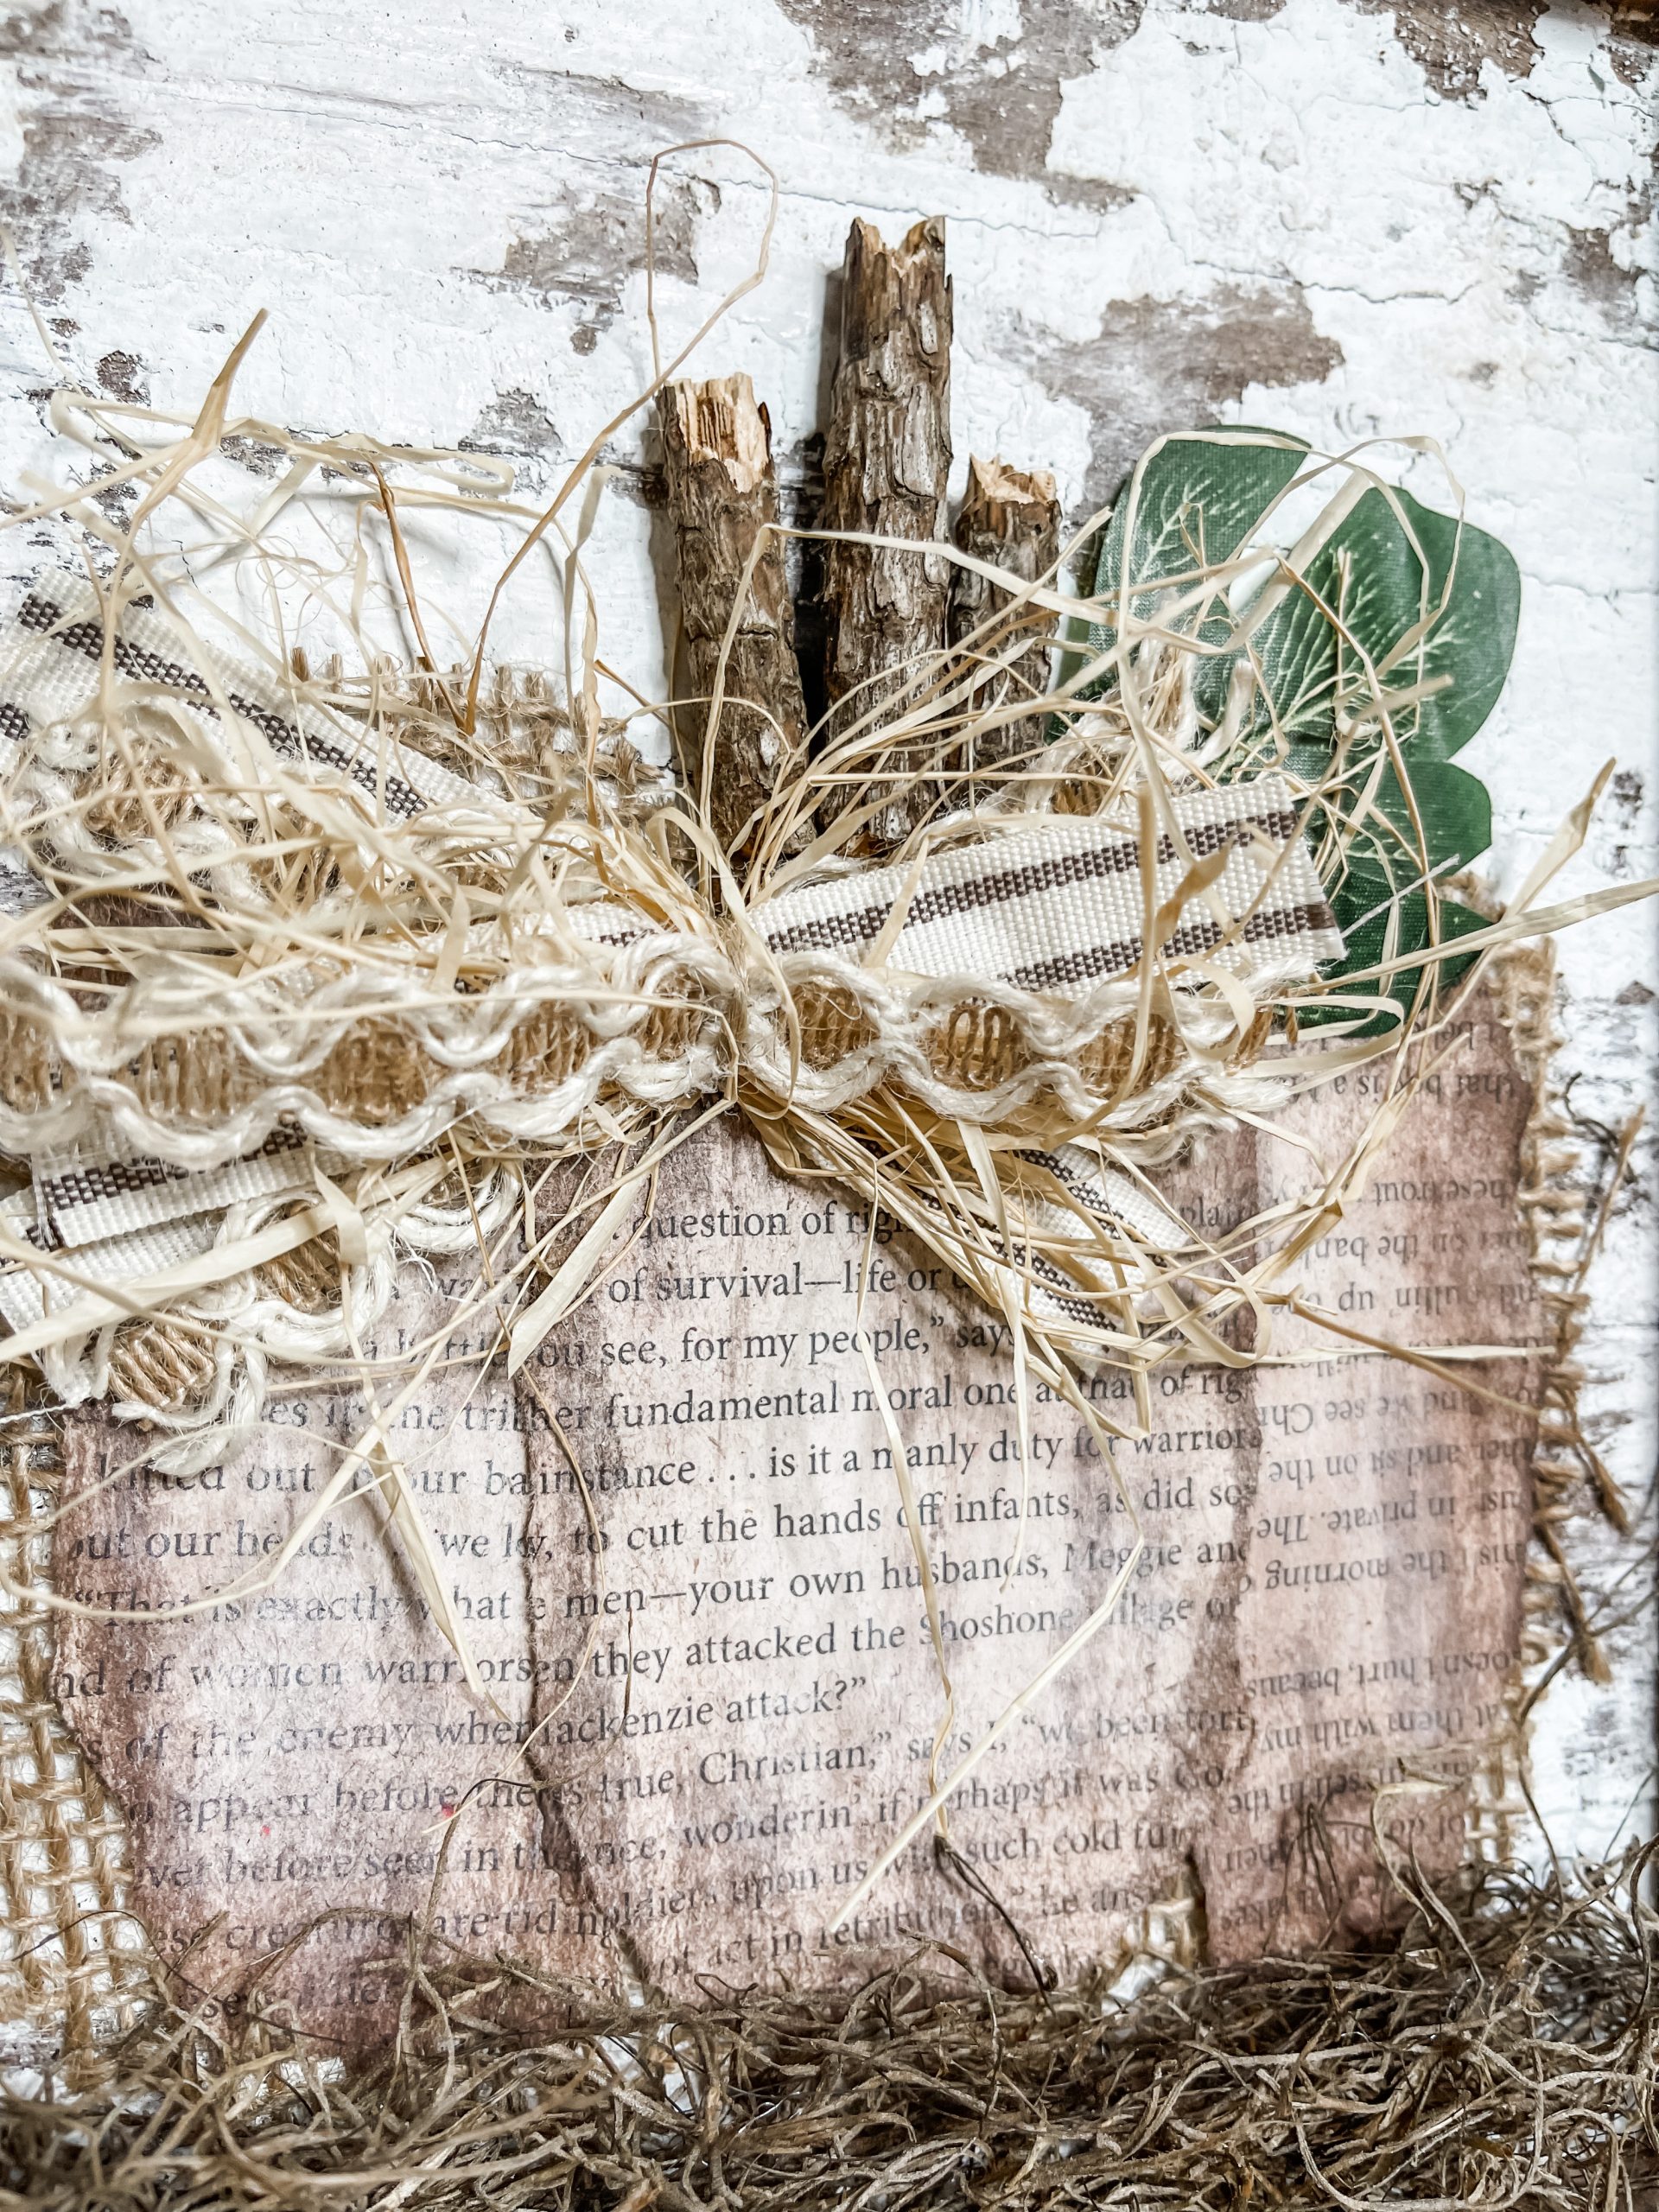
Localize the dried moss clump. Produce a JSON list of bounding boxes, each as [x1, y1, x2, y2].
[[2, 1847, 1654, 2210]]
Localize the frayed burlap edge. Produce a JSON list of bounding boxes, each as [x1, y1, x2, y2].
[[0, 1380, 144, 2063], [1494, 943, 1643, 1689]]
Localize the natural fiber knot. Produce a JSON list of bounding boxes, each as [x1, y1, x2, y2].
[[1048, 739, 1128, 817], [251, 833, 340, 911], [124, 1031, 250, 1122], [1076, 1014, 1182, 1096], [926, 1001, 1029, 1092], [0, 1010, 56, 1111], [256, 1234, 340, 1314], [109, 1319, 217, 1413], [603, 736, 646, 793], [792, 981, 877, 1071], [317, 1020, 432, 1124], [454, 857, 512, 894], [1052, 778, 1104, 817], [505, 1002, 591, 1093]]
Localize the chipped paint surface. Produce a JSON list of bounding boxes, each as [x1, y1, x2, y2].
[[1350, 0, 1548, 97], [1029, 284, 1345, 507], [0, 0, 1652, 1866]]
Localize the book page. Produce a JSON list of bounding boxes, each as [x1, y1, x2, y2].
[[54, 991, 1537, 2038]]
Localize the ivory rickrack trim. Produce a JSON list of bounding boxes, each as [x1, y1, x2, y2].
[[0, 579, 1341, 1459], [0, 582, 1337, 1164]]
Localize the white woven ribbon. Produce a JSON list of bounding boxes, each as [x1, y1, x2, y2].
[[0, 579, 482, 824], [756, 779, 1342, 995]]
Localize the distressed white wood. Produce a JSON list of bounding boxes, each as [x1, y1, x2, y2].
[[0, 0, 1651, 1858]]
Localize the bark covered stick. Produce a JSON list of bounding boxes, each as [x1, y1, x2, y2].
[[659, 372, 809, 874], [820, 215, 952, 851], [947, 455, 1062, 792]]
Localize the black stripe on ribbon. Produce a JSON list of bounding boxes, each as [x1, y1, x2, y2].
[[762, 807, 1300, 962], [19, 594, 429, 823], [38, 1124, 307, 1233], [1007, 897, 1337, 994]]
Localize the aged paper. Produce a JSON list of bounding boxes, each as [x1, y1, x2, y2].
[[55, 993, 1536, 2038]]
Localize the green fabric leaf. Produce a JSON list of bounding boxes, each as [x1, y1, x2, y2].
[[1073, 429, 1519, 1020], [1300, 887, 1488, 1036], [1077, 429, 1310, 677], [1239, 483, 1520, 763], [1301, 760, 1490, 1034], [1338, 756, 1492, 880]]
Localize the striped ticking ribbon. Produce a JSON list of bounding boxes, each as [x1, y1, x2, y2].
[[0, 1195, 219, 1336], [990, 1145, 1191, 1334], [0, 581, 483, 825], [29, 1126, 313, 1253], [0, 578, 1343, 998], [755, 779, 1342, 995], [0, 1130, 319, 1334]]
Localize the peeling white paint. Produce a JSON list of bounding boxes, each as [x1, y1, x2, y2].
[[0, 0, 1651, 1860]]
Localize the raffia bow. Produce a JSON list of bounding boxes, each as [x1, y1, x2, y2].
[[0, 579, 1342, 1464]]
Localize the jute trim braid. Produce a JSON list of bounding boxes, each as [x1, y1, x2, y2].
[[125, 1030, 252, 1121], [794, 982, 878, 1071], [0, 953, 1286, 1166], [925, 1000, 1028, 1092], [0, 579, 1344, 1462], [1075, 1014, 1183, 1096], [254, 1234, 341, 1315], [0, 1013, 54, 1114], [315, 1018, 435, 1125], [503, 1003, 592, 1093], [0, 585, 1344, 1270], [0, 1164, 518, 1460], [107, 1317, 220, 1414]]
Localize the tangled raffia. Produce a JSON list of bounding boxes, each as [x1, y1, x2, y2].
[[0, 560, 1333, 1463], [0, 271, 1647, 1717]]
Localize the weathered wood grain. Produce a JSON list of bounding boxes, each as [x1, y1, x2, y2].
[[947, 454, 1062, 794], [660, 372, 809, 873], [819, 215, 952, 851]]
